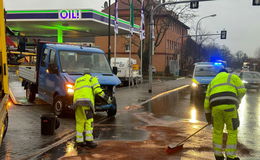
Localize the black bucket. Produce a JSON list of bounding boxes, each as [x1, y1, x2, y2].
[[41, 113, 59, 135]]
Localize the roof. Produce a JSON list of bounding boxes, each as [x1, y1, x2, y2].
[[45, 43, 104, 53], [6, 9, 140, 37]]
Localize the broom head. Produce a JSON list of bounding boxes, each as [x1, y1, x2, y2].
[[165, 144, 184, 154]]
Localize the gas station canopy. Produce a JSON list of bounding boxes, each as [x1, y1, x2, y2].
[[6, 9, 140, 39]]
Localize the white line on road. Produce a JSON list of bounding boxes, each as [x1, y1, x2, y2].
[[139, 85, 190, 106]]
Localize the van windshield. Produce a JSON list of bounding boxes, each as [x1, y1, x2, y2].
[[59, 51, 112, 74], [194, 66, 220, 77]]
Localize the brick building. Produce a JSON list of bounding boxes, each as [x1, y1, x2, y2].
[[95, 0, 189, 74]]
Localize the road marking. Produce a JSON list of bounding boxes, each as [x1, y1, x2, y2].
[[22, 131, 76, 160], [139, 85, 190, 106], [21, 116, 113, 160]]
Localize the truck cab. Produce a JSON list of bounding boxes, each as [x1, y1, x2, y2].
[[191, 62, 224, 103], [21, 43, 121, 117]]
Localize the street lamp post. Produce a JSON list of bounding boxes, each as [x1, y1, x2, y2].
[[195, 14, 216, 61], [148, 0, 215, 93], [195, 14, 216, 43], [108, 0, 111, 65]]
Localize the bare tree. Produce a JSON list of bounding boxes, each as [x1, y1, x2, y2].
[[120, 0, 196, 74], [255, 47, 260, 58]]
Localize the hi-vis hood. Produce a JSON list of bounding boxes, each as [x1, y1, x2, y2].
[[193, 76, 215, 84], [62, 73, 121, 86]]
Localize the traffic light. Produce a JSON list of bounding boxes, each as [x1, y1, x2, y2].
[[253, 0, 260, 5], [220, 30, 227, 39], [190, 1, 199, 9]]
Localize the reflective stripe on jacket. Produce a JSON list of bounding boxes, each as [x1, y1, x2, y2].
[[73, 74, 105, 113], [204, 72, 246, 113]]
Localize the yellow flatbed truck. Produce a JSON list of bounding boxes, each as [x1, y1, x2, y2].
[[0, 0, 10, 145]]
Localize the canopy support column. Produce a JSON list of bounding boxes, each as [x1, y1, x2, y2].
[[57, 29, 63, 43]]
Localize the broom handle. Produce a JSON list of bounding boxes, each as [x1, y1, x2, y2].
[[176, 123, 209, 146]]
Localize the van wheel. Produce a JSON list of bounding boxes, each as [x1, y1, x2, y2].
[[3, 113, 8, 139], [26, 88, 36, 102], [107, 98, 117, 117], [53, 96, 65, 117]]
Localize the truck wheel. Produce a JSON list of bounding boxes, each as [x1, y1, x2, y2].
[[107, 98, 117, 117], [26, 88, 36, 102], [53, 96, 65, 117]]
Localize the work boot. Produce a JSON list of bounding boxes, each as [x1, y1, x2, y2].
[[85, 141, 98, 148], [76, 142, 86, 147], [227, 157, 240, 160], [215, 156, 225, 160]]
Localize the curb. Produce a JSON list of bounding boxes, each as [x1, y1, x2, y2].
[[177, 77, 186, 80]]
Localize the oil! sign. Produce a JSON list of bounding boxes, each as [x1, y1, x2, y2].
[[59, 10, 81, 20]]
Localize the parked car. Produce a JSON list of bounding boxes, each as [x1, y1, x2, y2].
[[239, 71, 260, 91]]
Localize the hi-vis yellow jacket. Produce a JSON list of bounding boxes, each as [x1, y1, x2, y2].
[[204, 72, 246, 114], [73, 74, 105, 113]]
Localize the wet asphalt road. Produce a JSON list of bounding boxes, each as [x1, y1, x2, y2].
[[33, 89, 260, 160], [1, 72, 260, 159], [27, 87, 201, 160]]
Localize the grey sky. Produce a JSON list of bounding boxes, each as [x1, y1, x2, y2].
[[190, 0, 260, 57], [4, 0, 260, 57]]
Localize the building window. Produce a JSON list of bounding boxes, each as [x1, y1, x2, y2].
[[125, 44, 130, 52]]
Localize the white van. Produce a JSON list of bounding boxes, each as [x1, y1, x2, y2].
[[111, 57, 142, 85]]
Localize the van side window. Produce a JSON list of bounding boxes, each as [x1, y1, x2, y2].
[[41, 49, 49, 67], [49, 50, 56, 64]]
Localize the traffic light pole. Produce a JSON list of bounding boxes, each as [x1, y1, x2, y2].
[[148, 0, 215, 93], [108, 0, 111, 65]]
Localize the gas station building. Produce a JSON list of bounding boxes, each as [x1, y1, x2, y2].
[[6, 9, 139, 44]]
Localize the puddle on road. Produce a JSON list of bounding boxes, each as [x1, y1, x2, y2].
[[142, 87, 206, 122], [42, 120, 214, 160], [36, 88, 256, 159]]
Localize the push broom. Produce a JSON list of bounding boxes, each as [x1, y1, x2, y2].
[[166, 123, 209, 154]]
